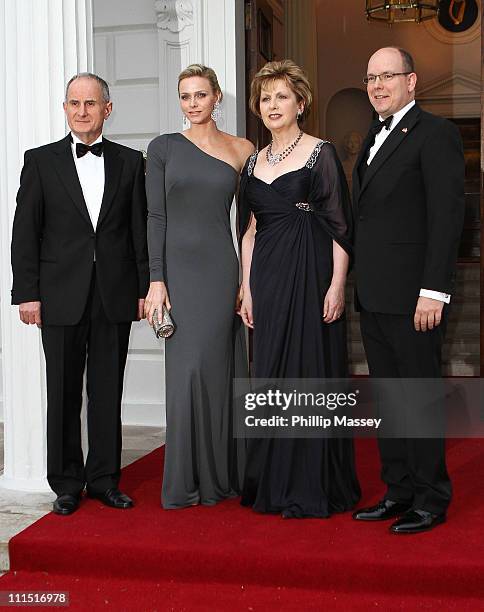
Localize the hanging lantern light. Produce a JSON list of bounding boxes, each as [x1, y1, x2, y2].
[[365, 0, 440, 24]]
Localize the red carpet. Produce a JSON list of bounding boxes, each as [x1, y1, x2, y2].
[[1, 438, 484, 610]]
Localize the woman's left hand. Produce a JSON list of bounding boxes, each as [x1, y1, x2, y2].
[[323, 283, 345, 323], [235, 284, 244, 313]]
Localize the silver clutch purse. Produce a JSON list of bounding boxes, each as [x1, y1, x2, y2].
[[152, 306, 175, 339]]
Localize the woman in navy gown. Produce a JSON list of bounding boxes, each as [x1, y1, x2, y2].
[[238, 60, 361, 518]]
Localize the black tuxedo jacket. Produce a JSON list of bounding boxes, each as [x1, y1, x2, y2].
[[11, 135, 149, 325], [352, 104, 465, 315]]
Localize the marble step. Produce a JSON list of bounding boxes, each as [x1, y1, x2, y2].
[[0, 493, 52, 572], [347, 316, 480, 336], [455, 263, 480, 278], [349, 359, 479, 376], [442, 359, 481, 376], [347, 262, 480, 376], [349, 338, 481, 355]]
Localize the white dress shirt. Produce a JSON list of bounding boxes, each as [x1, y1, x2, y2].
[[367, 100, 450, 305], [367, 99, 416, 165], [71, 133, 105, 230]]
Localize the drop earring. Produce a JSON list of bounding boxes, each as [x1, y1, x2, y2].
[[183, 114, 190, 129], [211, 101, 222, 122]]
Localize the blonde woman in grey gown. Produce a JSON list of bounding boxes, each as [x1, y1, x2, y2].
[[145, 64, 253, 509]]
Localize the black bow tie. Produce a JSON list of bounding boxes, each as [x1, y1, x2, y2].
[[371, 115, 394, 135], [75, 141, 103, 158]]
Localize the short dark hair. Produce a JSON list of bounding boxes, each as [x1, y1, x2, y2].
[[392, 47, 415, 73], [65, 73, 110, 103]]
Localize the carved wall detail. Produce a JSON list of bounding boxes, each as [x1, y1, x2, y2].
[[417, 71, 480, 117], [155, 0, 194, 33]]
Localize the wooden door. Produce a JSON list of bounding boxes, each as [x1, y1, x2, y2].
[[481, 18, 484, 376], [245, 0, 274, 149]]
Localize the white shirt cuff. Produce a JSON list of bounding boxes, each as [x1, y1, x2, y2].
[[419, 289, 451, 304]]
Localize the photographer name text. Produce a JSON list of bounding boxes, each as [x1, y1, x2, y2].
[[244, 415, 381, 429]]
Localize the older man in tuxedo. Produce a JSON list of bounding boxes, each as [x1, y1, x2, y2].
[[351, 48, 464, 534], [11, 73, 149, 515]]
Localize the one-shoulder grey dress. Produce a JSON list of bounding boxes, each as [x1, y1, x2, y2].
[[146, 132, 246, 508]]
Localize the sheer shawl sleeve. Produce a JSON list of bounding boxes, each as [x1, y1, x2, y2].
[[237, 152, 255, 248], [146, 134, 169, 282], [309, 142, 353, 261]]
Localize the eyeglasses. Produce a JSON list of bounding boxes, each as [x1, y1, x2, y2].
[[363, 72, 412, 85]]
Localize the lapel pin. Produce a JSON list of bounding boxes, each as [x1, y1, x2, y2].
[[402, 127, 408, 133]]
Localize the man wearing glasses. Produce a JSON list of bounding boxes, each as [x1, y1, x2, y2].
[[351, 47, 465, 534]]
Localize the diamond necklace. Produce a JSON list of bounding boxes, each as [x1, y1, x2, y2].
[[266, 130, 304, 166]]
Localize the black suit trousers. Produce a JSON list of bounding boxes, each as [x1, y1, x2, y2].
[[359, 310, 452, 515], [41, 265, 131, 496]]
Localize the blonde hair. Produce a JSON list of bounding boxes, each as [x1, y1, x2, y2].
[[249, 60, 312, 124], [177, 64, 223, 102]]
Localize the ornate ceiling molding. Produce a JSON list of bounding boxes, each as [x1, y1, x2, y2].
[[154, 0, 194, 33]]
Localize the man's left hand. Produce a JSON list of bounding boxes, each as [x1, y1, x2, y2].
[[137, 299, 145, 320], [414, 296, 444, 332]]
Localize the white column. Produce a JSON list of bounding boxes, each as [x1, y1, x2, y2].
[[154, 0, 245, 136], [0, 0, 93, 492]]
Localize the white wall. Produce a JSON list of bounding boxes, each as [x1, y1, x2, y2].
[[93, 0, 165, 427], [93, 0, 160, 151]]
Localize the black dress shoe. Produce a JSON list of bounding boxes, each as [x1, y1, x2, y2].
[[390, 509, 445, 534], [352, 499, 412, 521], [87, 488, 134, 509], [53, 494, 80, 515]]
